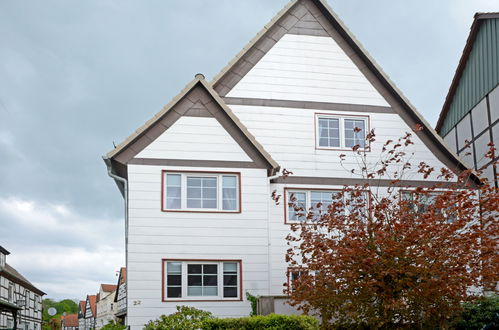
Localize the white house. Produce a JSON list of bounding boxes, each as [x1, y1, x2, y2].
[[113, 268, 126, 325], [83, 295, 96, 330], [77, 301, 85, 330], [0, 247, 44, 330], [103, 0, 475, 329], [61, 314, 79, 330], [95, 284, 117, 329]]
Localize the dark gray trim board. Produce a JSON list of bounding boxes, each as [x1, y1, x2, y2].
[[223, 97, 395, 113], [129, 158, 263, 169], [271, 176, 462, 188]]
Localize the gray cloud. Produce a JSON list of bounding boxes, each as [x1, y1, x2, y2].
[[0, 0, 496, 300]]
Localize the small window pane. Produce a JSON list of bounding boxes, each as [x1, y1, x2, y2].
[[288, 192, 307, 221], [318, 118, 340, 147], [222, 176, 238, 211], [168, 262, 181, 273], [311, 191, 335, 220], [203, 264, 218, 274], [166, 175, 182, 209], [344, 119, 366, 148], [167, 275, 181, 286], [223, 287, 237, 298], [203, 275, 218, 286], [167, 174, 181, 186], [202, 199, 217, 208], [188, 275, 202, 286], [223, 275, 237, 286], [188, 264, 202, 274], [203, 287, 218, 296], [167, 286, 181, 298], [187, 198, 201, 208], [223, 262, 237, 272], [187, 287, 202, 296]]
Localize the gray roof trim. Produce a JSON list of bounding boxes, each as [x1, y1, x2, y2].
[[0, 246, 10, 255], [223, 97, 395, 113], [129, 158, 262, 169], [272, 176, 460, 188]]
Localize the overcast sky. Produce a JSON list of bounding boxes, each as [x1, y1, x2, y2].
[[0, 0, 497, 301]]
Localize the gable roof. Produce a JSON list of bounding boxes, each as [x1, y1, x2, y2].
[[62, 314, 79, 327], [114, 267, 126, 303], [101, 284, 117, 292], [436, 12, 499, 134], [0, 264, 45, 295], [104, 74, 279, 176], [79, 300, 86, 315], [85, 295, 97, 317], [211, 0, 479, 182]]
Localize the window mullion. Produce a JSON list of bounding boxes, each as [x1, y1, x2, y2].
[[181, 262, 187, 298], [181, 175, 186, 209], [340, 118, 344, 149], [217, 175, 222, 211], [218, 262, 223, 299]]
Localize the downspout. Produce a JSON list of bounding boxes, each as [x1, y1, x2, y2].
[[103, 157, 128, 327], [266, 170, 280, 299]]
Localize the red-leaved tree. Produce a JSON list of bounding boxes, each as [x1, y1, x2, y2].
[[284, 127, 498, 329]]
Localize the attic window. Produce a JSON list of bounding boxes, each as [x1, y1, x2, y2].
[[316, 114, 368, 150]]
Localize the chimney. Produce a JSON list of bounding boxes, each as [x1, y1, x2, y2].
[[0, 246, 10, 268]]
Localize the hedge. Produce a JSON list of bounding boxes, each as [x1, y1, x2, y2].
[[202, 314, 319, 330]]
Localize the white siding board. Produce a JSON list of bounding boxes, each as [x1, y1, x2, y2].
[[227, 34, 389, 107], [135, 117, 251, 161]]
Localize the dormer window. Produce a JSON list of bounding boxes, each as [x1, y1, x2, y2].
[[316, 114, 368, 150]]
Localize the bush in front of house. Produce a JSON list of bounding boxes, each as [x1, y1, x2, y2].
[[451, 295, 499, 330], [144, 306, 319, 330], [101, 320, 127, 330], [143, 305, 214, 330], [202, 313, 319, 330]]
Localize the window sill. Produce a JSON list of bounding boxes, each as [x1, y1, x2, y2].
[[161, 209, 241, 214], [315, 146, 370, 152], [162, 298, 242, 302]]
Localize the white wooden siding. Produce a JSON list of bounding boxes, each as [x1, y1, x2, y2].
[[127, 165, 270, 328], [135, 117, 252, 161], [229, 104, 451, 182], [227, 34, 389, 107]]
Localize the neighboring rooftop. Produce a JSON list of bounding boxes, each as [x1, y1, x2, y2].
[[61, 314, 79, 327], [0, 246, 10, 255], [436, 12, 499, 135], [101, 284, 117, 292], [0, 263, 45, 295]]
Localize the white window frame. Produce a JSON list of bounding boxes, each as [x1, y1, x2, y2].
[[164, 260, 241, 301], [162, 172, 240, 212], [316, 114, 369, 150], [286, 189, 369, 223]]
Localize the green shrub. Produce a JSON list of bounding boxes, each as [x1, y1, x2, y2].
[[144, 305, 214, 330], [452, 295, 499, 330], [202, 313, 319, 330], [101, 320, 126, 330]]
